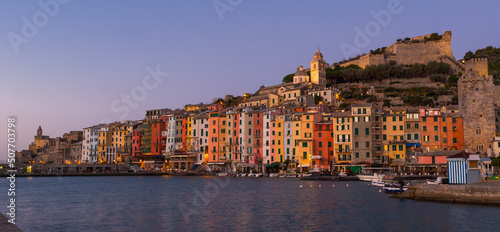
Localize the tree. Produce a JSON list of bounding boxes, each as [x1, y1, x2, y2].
[[314, 95, 323, 105], [463, 51, 474, 61], [448, 75, 459, 86], [282, 74, 294, 83], [492, 157, 500, 168], [383, 99, 391, 107]]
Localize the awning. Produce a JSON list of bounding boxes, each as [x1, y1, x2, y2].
[[265, 162, 280, 168], [406, 143, 421, 147], [298, 164, 310, 168]]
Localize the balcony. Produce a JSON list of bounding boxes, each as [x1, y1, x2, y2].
[[335, 149, 351, 153], [255, 134, 261, 138], [311, 155, 322, 160], [219, 156, 227, 161], [388, 140, 406, 144], [254, 143, 261, 148]]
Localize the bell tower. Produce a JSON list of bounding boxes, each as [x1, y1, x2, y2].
[[310, 48, 327, 86], [37, 125, 43, 138]]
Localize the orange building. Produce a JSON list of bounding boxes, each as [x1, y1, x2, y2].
[[420, 108, 464, 152]]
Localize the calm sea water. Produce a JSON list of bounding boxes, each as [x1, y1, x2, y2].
[[1, 176, 499, 232]]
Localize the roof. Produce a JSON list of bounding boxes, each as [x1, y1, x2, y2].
[[447, 151, 470, 158], [294, 65, 308, 77]]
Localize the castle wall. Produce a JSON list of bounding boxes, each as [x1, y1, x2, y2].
[[339, 31, 456, 71]]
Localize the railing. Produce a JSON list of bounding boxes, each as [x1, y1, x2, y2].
[[254, 143, 261, 148], [388, 140, 406, 144], [255, 134, 261, 138], [311, 155, 322, 160], [335, 149, 351, 153]]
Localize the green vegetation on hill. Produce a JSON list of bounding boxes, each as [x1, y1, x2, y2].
[[282, 73, 294, 83], [326, 61, 451, 84], [463, 46, 500, 85]]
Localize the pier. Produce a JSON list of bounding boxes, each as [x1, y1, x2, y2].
[[391, 179, 500, 205]]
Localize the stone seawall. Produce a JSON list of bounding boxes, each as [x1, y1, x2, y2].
[[406, 181, 500, 205]]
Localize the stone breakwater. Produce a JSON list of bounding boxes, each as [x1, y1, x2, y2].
[[394, 180, 500, 205], [0, 213, 22, 232]]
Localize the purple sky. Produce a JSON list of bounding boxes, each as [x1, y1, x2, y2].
[[1, 0, 499, 161]]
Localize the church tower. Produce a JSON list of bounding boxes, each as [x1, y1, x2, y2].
[[458, 58, 494, 155], [310, 48, 327, 87], [37, 125, 43, 139]]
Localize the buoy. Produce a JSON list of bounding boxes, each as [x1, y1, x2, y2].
[[300, 185, 303, 188], [379, 189, 382, 193], [275, 186, 277, 188], [319, 184, 321, 187], [333, 184, 335, 187], [310, 185, 313, 188], [346, 184, 349, 187]]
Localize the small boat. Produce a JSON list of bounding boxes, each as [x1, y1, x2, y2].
[[426, 176, 448, 185], [371, 180, 385, 187], [383, 183, 408, 193], [269, 173, 279, 178]]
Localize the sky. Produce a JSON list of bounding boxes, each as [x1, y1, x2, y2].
[[1, 0, 499, 161]]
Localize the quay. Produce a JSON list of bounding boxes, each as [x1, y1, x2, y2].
[[391, 179, 500, 205], [0, 213, 22, 232], [300, 175, 360, 181]]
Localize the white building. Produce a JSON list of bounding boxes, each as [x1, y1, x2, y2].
[[82, 125, 102, 164]]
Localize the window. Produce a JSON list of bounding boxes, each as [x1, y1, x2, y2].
[[422, 117, 426, 122], [452, 118, 456, 123], [383, 135, 387, 140], [355, 142, 359, 148], [355, 152, 359, 158], [407, 134, 411, 140], [302, 142, 308, 147], [383, 125, 387, 130], [319, 142, 323, 148], [303, 152, 307, 159], [393, 126, 396, 131], [443, 127, 447, 132], [399, 116, 403, 121], [383, 117, 386, 122], [319, 132, 322, 138], [423, 126, 427, 131], [328, 142, 332, 147], [399, 145, 403, 151], [366, 141, 370, 148], [434, 135, 439, 141], [365, 128, 369, 135], [355, 128, 358, 135], [393, 117, 396, 121], [453, 126, 457, 131], [414, 134, 419, 140], [434, 126, 438, 131], [433, 116, 437, 122], [407, 124, 411, 129], [415, 123, 419, 129], [399, 125, 403, 131]]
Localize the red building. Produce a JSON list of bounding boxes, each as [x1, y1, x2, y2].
[[132, 129, 142, 162], [249, 110, 264, 165], [313, 120, 334, 171]]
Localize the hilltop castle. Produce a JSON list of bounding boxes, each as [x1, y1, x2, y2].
[[339, 31, 464, 74]]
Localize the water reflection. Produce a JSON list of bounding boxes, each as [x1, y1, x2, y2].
[[0, 176, 499, 232]]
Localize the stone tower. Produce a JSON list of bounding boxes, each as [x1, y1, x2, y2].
[[37, 125, 42, 139], [310, 48, 327, 87], [458, 58, 494, 155]]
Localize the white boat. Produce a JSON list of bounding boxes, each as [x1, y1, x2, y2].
[[269, 173, 279, 178], [371, 180, 385, 187], [427, 176, 448, 185], [358, 173, 385, 181]]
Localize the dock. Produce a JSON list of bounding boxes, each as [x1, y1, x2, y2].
[[390, 179, 500, 205], [300, 175, 360, 181]]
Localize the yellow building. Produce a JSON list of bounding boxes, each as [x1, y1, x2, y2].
[[381, 108, 406, 162], [293, 111, 321, 172], [333, 112, 352, 164]]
